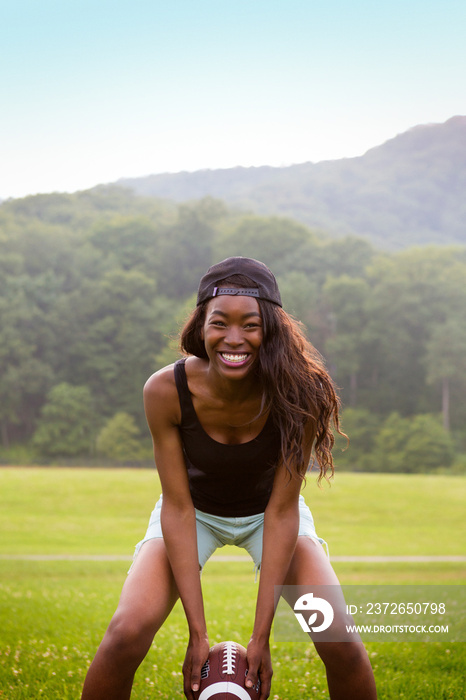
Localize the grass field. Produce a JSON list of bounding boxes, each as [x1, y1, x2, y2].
[[0, 468, 465, 699]]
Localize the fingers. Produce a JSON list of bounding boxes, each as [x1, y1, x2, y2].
[[183, 666, 201, 699], [183, 642, 209, 699], [246, 672, 272, 700], [245, 662, 272, 699], [190, 660, 202, 696], [246, 642, 273, 700], [182, 660, 195, 700]]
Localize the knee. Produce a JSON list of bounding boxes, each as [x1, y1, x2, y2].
[[101, 608, 156, 663], [315, 639, 369, 672]]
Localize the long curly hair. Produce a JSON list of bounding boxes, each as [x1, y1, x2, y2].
[[180, 274, 343, 483]]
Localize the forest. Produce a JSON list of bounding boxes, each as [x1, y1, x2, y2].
[[120, 116, 466, 251], [1, 185, 465, 473]]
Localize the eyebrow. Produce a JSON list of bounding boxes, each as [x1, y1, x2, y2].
[[209, 310, 262, 319]]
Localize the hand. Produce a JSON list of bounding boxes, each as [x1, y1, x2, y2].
[[182, 633, 210, 699], [246, 637, 273, 700]]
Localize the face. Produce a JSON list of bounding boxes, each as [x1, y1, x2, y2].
[[202, 294, 263, 377]]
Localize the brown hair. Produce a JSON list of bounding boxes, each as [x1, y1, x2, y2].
[[180, 274, 342, 483]]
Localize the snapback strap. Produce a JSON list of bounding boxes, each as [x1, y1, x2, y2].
[[212, 287, 260, 298]]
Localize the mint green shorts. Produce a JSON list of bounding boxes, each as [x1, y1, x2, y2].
[[133, 495, 327, 573]]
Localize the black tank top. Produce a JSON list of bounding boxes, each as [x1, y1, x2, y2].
[[174, 358, 281, 516]]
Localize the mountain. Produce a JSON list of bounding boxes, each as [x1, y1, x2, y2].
[[118, 116, 466, 250]]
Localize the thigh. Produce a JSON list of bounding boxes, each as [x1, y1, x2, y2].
[[285, 536, 340, 586], [284, 538, 361, 646], [117, 538, 179, 632]]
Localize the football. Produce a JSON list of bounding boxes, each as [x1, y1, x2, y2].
[[194, 641, 260, 699]]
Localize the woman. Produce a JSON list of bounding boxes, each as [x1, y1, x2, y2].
[[81, 256, 377, 700]]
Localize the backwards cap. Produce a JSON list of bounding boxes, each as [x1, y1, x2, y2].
[[197, 256, 282, 307]]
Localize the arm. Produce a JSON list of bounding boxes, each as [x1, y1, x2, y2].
[[246, 422, 315, 699], [143, 368, 209, 698]]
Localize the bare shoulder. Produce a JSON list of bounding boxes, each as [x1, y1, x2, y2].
[[143, 363, 180, 427], [144, 362, 178, 399]]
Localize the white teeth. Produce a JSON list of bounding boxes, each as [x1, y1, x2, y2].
[[221, 353, 248, 363]]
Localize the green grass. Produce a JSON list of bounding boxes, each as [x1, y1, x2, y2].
[[0, 467, 162, 556], [0, 468, 465, 699], [1, 468, 465, 556]]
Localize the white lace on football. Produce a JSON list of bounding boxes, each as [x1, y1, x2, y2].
[[222, 641, 237, 675]]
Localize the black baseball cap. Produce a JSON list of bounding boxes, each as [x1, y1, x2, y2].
[[197, 256, 282, 307]]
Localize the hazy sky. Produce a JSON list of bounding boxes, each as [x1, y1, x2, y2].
[[1, 0, 465, 199]]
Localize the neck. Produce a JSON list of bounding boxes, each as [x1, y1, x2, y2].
[[205, 366, 262, 404]]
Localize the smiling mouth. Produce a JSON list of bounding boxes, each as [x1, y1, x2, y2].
[[220, 352, 250, 364]]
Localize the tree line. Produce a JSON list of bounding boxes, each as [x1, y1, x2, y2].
[[121, 116, 466, 251], [1, 186, 465, 473]]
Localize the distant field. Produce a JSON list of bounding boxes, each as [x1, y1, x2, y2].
[[0, 468, 465, 699], [1, 467, 465, 556]]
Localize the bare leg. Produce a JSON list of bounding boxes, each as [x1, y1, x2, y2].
[[81, 539, 178, 700], [284, 537, 377, 700]]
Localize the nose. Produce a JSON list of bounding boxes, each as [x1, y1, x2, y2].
[[225, 324, 244, 347]]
